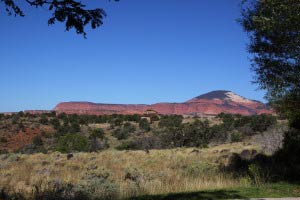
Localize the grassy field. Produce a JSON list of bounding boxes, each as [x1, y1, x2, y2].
[[0, 142, 266, 199], [0, 143, 299, 199], [128, 183, 300, 200], [0, 113, 294, 199]]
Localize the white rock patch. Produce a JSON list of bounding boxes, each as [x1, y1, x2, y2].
[[225, 92, 253, 103]]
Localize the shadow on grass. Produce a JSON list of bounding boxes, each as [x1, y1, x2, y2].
[[126, 190, 246, 200]]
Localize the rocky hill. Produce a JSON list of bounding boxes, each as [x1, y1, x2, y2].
[[54, 90, 272, 116]]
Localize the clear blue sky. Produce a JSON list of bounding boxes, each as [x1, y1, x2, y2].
[[0, 0, 266, 112]]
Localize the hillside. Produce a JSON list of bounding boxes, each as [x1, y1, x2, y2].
[[54, 90, 272, 116]]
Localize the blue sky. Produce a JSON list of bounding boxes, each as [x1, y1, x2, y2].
[[0, 0, 265, 112]]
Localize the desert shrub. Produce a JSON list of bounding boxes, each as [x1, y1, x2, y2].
[[231, 131, 243, 142], [11, 115, 19, 124], [248, 164, 264, 186], [209, 124, 229, 143], [116, 135, 162, 150], [134, 136, 162, 150], [123, 114, 141, 122], [0, 180, 88, 200], [17, 143, 47, 154], [113, 123, 136, 140], [158, 115, 183, 128], [89, 128, 105, 139], [56, 133, 90, 153], [0, 149, 8, 154], [123, 122, 136, 133], [32, 180, 88, 200], [56, 125, 69, 136], [116, 140, 138, 150], [157, 119, 212, 149], [182, 120, 211, 147], [234, 115, 252, 128], [89, 137, 109, 152], [76, 169, 119, 200], [50, 118, 60, 130], [57, 113, 67, 120], [18, 122, 25, 132], [217, 113, 235, 130], [109, 117, 123, 127], [17, 111, 24, 117], [184, 162, 217, 177], [39, 116, 49, 125], [150, 115, 160, 123], [212, 114, 277, 142], [139, 118, 150, 132], [160, 127, 184, 148], [69, 122, 81, 133], [250, 114, 277, 132], [68, 114, 79, 123], [113, 128, 129, 140], [32, 135, 43, 146], [124, 168, 145, 191], [0, 137, 8, 143]]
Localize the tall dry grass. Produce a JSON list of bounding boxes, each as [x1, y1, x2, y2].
[[0, 143, 258, 199]]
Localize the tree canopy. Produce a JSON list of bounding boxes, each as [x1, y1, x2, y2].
[[1, 0, 118, 37], [240, 0, 300, 123]]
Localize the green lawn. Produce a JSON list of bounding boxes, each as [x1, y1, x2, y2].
[[127, 183, 300, 200]]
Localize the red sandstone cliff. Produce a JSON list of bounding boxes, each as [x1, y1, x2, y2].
[[54, 90, 273, 116]]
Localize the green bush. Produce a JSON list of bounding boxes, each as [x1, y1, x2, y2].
[[158, 115, 183, 128], [113, 123, 136, 140], [184, 162, 216, 177], [116, 140, 137, 150], [32, 135, 43, 146], [123, 122, 136, 133], [139, 118, 150, 131], [231, 131, 243, 142], [56, 133, 90, 153], [113, 128, 130, 140], [248, 164, 264, 186], [89, 128, 105, 139], [150, 115, 160, 123], [250, 114, 277, 132], [70, 122, 81, 133], [0, 137, 8, 143], [76, 169, 119, 200], [39, 116, 49, 125], [50, 118, 60, 130]]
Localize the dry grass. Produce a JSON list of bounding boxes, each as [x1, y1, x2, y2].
[[0, 143, 259, 199]]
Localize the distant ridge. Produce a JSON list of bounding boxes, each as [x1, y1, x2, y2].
[[54, 90, 273, 116]]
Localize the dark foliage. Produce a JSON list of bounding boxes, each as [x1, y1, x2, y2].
[[50, 118, 60, 130], [56, 133, 90, 153], [39, 116, 49, 125], [89, 128, 105, 139], [240, 0, 300, 182], [139, 118, 150, 132], [240, 0, 300, 121], [112, 122, 136, 140], [158, 115, 183, 128], [1, 0, 119, 37], [32, 135, 43, 146], [213, 113, 277, 143]]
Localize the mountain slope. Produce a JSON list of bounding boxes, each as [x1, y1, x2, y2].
[[54, 90, 273, 116]]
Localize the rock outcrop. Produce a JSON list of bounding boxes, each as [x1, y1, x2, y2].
[[54, 90, 273, 116]]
